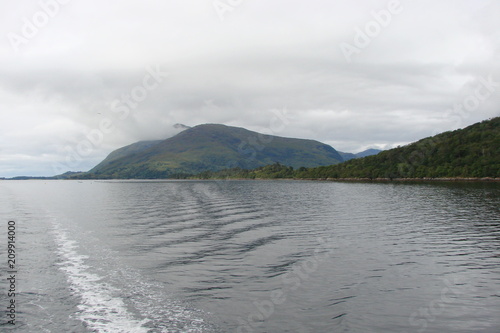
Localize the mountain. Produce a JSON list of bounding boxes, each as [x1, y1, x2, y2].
[[355, 148, 382, 158], [339, 149, 382, 161], [338, 151, 356, 161], [86, 124, 344, 178], [295, 117, 500, 179]]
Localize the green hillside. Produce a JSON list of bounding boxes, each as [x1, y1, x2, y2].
[[91, 140, 161, 172], [296, 117, 500, 179], [85, 124, 343, 178]]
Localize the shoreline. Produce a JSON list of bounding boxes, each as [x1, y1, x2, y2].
[[299, 177, 500, 182], [189, 177, 500, 182], [3, 177, 499, 182]]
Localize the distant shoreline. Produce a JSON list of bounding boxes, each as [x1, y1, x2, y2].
[[188, 177, 500, 182], [3, 177, 499, 182]]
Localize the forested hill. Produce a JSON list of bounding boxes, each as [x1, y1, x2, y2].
[[296, 117, 500, 179], [84, 124, 344, 178]]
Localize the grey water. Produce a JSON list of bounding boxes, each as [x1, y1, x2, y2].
[[0, 180, 499, 332]]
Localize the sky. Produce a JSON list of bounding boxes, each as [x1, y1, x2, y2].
[[0, 0, 499, 177]]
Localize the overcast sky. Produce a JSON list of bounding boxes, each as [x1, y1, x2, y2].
[[1, 0, 499, 177]]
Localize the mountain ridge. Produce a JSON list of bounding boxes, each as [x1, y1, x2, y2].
[[338, 148, 382, 161], [86, 123, 344, 178]]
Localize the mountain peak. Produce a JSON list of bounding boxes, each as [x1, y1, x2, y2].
[[88, 123, 343, 178]]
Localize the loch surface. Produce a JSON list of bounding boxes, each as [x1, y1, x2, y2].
[[1, 180, 499, 332]]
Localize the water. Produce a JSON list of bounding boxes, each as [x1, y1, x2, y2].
[[0, 180, 499, 332]]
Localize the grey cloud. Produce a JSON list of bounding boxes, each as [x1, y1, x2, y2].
[[0, 0, 499, 177]]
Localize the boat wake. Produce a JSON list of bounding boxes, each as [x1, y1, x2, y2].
[[51, 220, 211, 332]]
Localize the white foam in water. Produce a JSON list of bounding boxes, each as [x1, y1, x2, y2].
[[52, 223, 150, 333]]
